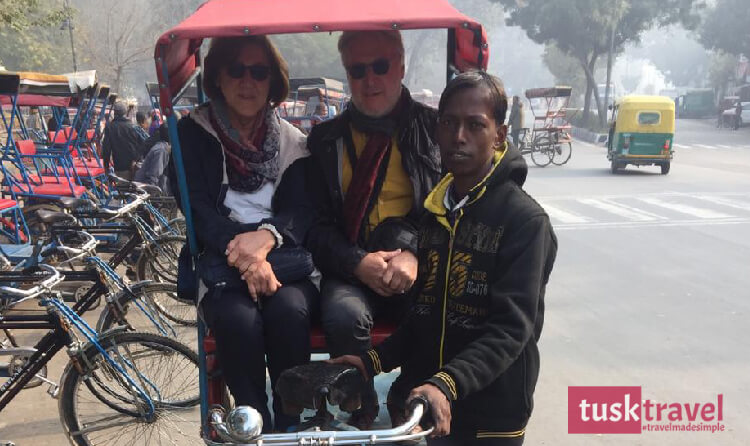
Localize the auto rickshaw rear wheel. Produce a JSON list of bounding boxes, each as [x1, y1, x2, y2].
[[610, 159, 620, 174], [660, 162, 670, 175]]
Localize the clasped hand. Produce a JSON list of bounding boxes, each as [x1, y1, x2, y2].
[[354, 249, 418, 297], [226, 230, 280, 301]]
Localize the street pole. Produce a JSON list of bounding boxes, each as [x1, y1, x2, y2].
[[64, 0, 77, 72], [604, 6, 616, 126]]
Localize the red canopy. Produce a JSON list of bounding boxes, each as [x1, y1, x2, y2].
[[154, 0, 488, 112]]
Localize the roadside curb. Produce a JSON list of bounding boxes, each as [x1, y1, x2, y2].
[[571, 126, 608, 145]]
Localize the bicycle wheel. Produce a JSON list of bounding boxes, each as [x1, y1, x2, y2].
[[135, 235, 184, 284], [551, 141, 573, 165], [98, 283, 197, 345], [59, 331, 200, 446], [530, 135, 553, 167]]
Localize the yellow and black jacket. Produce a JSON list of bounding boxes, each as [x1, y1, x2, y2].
[[361, 147, 557, 435]]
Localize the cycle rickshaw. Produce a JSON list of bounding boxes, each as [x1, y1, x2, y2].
[[517, 86, 573, 167], [153, 0, 489, 443]]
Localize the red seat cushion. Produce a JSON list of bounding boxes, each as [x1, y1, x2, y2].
[[45, 166, 106, 177], [74, 159, 101, 168], [15, 139, 37, 156], [0, 199, 18, 211], [27, 175, 65, 184], [12, 183, 87, 197]]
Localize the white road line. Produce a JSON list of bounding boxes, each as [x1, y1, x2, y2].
[[695, 144, 718, 149], [637, 197, 733, 219], [716, 145, 733, 149], [554, 217, 750, 231], [673, 143, 690, 149], [539, 202, 591, 224], [689, 194, 750, 212], [577, 198, 664, 221]]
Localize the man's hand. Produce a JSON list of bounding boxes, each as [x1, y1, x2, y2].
[[354, 250, 401, 296], [382, 250, 418, 294], [327, 355, 369, 381], [226, 230, 275, 273], [242, 260, 281, 301], [408, 384, 451, 438]]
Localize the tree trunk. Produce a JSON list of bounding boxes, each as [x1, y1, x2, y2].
[[114, 67, 123, 96], [580, 53, 599, 128]]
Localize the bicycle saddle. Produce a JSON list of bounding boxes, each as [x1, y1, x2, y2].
[[276, 362, 366, 416], [58, 197, 94, 210], [35, 209, 77, 224]]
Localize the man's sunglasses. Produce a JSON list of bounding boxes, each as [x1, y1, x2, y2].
[[225, 63, 271, 81], [345, 58, 391, 80]]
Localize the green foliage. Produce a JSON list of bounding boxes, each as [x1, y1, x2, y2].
[[707, 52, 737, 91], [0, 0, 69, 31], [699, 0, 750, 56]]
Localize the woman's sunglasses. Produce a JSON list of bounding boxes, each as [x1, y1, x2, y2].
[[225, 63, 271, 81], [345, 58, 391, 80]]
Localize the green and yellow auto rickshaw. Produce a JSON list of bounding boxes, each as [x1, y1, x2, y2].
[[607, 95, 675, 175]]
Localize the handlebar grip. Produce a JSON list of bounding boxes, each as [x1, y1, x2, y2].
[[406, 395, 434, 429]]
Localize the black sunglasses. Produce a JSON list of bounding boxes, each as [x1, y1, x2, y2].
[[225, 63, 271, 81], [345, 58, 391, 80]]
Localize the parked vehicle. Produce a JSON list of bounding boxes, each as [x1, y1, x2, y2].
[[675, 88, 715, 119]]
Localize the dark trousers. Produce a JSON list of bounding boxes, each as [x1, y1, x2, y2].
[[320, 277, 408, 408], [511, 128, 521, 148], [201, 279, 319, 432], [428, 433, 525, 445]]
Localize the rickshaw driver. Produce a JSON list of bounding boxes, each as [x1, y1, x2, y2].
[[305, 30, 443, 429], [332, 71, 557, 445]]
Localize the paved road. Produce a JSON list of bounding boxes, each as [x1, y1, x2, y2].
[[1, 118, 748, 445], [523, 118, 750, 445]]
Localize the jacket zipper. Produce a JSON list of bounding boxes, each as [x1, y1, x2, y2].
[[438, 209, 462, 367]]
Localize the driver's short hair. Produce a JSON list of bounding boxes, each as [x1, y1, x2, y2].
[[338, 30, 404, 63], [439, 70, 508, 126]]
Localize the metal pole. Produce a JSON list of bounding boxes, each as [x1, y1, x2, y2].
[[64, 0, 78, 72], [604, 3, 617, 124]]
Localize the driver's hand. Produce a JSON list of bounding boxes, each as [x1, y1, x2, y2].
[[408, 384, 451, 437]]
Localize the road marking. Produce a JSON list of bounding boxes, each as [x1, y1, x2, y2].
[[539, 202, 591, 224], [695, 144, 717, 149], [716, 145, 733, 149], [689, 194, 750, 212], [554, 217, 750, 231], [577, 198, 665, 221], [637, 197, 733, 219], [674, 143, 690, 149]]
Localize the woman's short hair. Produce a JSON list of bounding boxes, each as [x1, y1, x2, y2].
[[438, 70, 508, 126], [337, 30, 404, 63], [203, 35, 289, 107]]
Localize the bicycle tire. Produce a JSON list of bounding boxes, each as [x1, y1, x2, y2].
[[98, 282, 197, 336], [135, 234, 184, 284], [59, 331, 200, 446], [551, 141, 573, 165], [530, 135, 553, 167]]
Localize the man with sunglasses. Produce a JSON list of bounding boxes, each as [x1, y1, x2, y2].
[[305, 30, 442, 430]]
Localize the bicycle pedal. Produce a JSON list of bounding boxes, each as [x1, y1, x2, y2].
[[47, 382, 59, 398]]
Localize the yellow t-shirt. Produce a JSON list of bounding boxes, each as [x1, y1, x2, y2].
[[342, 126, 414, 239]]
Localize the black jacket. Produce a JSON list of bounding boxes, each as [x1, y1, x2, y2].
[[304, 94, 442, 281], [102, 117, 143, 171], [168, 113, 314, 256], [361, 148, 557, 435]]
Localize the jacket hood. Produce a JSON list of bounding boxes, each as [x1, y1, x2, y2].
[[424, 144, 528, 219]]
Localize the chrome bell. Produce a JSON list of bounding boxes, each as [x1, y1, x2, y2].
[[225, 406, 263, 441]]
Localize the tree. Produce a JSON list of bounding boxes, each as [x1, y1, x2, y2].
[[628, 27, 710, 88], [0, 0, 70, 70], [498, 0, 701, 127], [0, 0, 68, 31], [699, 0, 750, 57]]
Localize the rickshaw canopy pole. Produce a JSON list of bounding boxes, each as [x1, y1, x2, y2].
[[154, 0, 488, 112]]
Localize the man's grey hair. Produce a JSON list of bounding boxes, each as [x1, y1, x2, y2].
[[337, 30, 405, 63]]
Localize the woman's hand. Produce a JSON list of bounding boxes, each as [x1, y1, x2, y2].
[[226, 230, 275, 273], [242, 260, 281, 301]]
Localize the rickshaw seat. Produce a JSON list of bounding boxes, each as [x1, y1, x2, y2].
[[0, 199, 18, 211], [10, 183, 87, 197]]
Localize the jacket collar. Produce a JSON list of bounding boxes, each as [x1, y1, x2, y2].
[[424, 149, 507, 229]]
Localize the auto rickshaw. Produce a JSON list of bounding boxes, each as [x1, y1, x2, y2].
[[607, 95, 675, 175]]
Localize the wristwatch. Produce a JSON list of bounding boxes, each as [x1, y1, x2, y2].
[[259, 223, 283, 248]]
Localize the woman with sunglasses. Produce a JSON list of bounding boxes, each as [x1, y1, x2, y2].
[[174, 35, 318, 433]]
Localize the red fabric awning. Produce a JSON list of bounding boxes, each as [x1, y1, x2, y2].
[[154, 0, 488, 112]]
